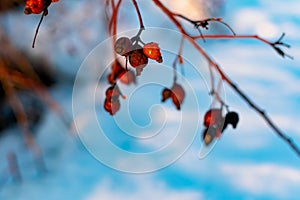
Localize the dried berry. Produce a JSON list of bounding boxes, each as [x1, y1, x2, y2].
[[143, 42, 163, 63], [104, 98, 120, 115], [24, 0, 58, 15], [105, 86, 121, 100], [114, 37, 133, 56], [161, 88, 172, 102], [171, 83, 185, 110], [203, 109, 223, 127], [224, 111, 239, 129], [129, 47, 148, 76]]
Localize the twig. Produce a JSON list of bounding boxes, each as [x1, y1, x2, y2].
[[152, 0, 300, 156], [131, 0, 144, 29]]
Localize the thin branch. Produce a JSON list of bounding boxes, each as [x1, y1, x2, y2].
[[131, 0, 144, 29], [32, 11, 46, 48], [152, 0, 300, 156]]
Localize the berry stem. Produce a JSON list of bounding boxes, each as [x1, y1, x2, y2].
[[32, 10, 46, 48]]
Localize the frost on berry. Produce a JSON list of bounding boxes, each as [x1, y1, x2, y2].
[[143, 42, 163, 63]]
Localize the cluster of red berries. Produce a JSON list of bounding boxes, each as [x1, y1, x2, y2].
[[24, 0, 58, 15], [114, 37, 163, 76], [161, 82, 185, 110], [202, 108, 239, 145], [104, 61, 134, 115]]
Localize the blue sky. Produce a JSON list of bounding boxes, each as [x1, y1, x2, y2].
[[1, 0, 300, 199]]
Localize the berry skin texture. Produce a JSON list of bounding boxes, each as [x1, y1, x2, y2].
[[114, 37, 133, 56], [143, 42, 163, 63]]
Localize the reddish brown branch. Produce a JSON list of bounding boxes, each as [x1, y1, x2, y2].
[[152, 0, 300, 156]]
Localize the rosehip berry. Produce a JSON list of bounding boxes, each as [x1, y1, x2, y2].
[[161, 88, 172, 102], [106, 86, 120, 98], [171, 83, 185, 110], [104, 98, 120, 115], [129, 47, 148, 76], [114, 37, 133, 56], [24, 0, 46, 14], [203, 109, 222, 127], [24, 0, 58, 15], [143, 42, 163, 63]]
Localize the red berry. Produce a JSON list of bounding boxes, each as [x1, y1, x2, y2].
[[105, 86, 120, 100], [171, 83, 185, 110], [104, 98, 120, 115], [114, 37, 133, 56], [24, 0, 58, 15], [203, 109, 222, 127], [143, 42, 163, 63], [129, 47, 148, 76], [24, 0, 45, 14], [161, 88, 172, 102]]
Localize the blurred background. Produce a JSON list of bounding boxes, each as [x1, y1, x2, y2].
[[0, 0, 300, 199]]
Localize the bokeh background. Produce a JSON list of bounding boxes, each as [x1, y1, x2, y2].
[[0, 0, 300, 199]]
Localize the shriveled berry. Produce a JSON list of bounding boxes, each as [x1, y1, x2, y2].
[[24, 0, 45, 14], [161, 88, 172, 102], [225, 111, 239, 129], [171, 83, 185, 110], [114, 37, 133, 56], [105, 86, 121, 100], [143, 42, 163, 63], [104, 98, 120, 115], [24, 0, 58, 15], [129, 48, 148, 76], [203, 109, 222, 127]]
